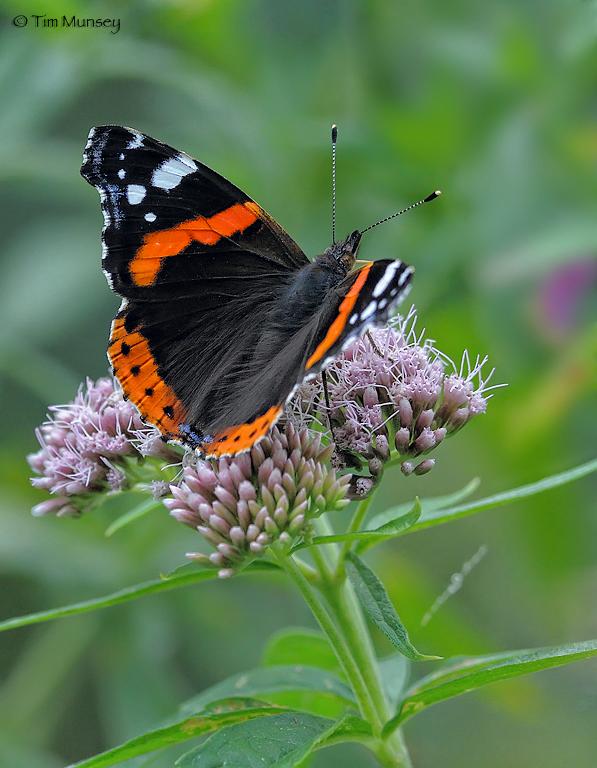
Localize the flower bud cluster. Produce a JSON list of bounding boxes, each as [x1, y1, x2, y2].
[[165, 423, 351, 577]]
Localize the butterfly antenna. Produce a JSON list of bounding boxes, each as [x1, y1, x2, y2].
[[360, 190, 442, 234], [331, 124, 338, 244]]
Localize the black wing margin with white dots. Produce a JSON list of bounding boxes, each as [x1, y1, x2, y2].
[[303, 259, 414, 375]]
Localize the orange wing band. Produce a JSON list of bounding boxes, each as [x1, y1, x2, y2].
[[130, 202, 260, 287], [306, 262, 373, 370], [109, 317, 187, 434], [201, 405, 283, 458]]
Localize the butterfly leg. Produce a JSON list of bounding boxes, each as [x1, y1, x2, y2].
[[179, 422, 213, 453], [366, 330, 384, 357], [321, 368, 338, 447]]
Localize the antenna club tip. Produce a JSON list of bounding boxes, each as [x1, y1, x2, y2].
[[424, 190, 442, 203], [331, 124, 338, 142]]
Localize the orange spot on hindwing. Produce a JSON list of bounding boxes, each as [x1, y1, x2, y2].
[[109, 317, 186, 434], [201, 405, 283, 458], [306, 262, 373, 369], [130, 202, 259, 287]]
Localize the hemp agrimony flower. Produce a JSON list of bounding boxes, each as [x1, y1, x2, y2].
[[165, 423, 351, 577], [288, 308, 499, 494], [28, 377, 177, 517]]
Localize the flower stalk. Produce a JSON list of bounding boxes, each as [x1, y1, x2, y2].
[[279, 504, 413, 767]]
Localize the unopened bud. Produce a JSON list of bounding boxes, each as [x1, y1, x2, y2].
[[414, 459, 435, 475], [395, 427, 411, 453]]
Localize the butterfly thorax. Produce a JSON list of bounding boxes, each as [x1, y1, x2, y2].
[[264, 260, 344, 338]]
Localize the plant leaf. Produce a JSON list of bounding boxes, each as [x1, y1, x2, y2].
[[0, 561, 275, 634], [366, 478, 481, 530], [291, 499, 421, 552], [384, 639, 597, 734], [180, 666, 355, 715], [175, 712, 367, 768], [379, 654, 410, 710], [67, 699, 285, 768], [405, 457, 597, 535], [262, 628, 341, 675], [345, 553, 439, 662]]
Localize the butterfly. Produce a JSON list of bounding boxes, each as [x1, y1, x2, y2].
[[81, 125, 439, 458]]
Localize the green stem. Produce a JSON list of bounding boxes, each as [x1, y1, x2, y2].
[[313, 516, 388, 721], [327, 573, 413, 766], [274, 548, 380, 729], [290, 554, 319, 584], [338, 494, 374, 570], [307, 516, 413, 767]]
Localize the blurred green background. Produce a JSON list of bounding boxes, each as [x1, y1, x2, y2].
[[1, 0, 596, 766]]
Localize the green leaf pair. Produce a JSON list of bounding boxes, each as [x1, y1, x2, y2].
[[293, 455, 597, 554], [66, 628, 597, 767], [383, 638, 597, 735], [68, 662, 370, 768]]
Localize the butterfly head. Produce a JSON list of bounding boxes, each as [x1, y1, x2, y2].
[[325, 229, 362, 273]]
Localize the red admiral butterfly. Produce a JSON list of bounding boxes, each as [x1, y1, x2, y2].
[[81, 125, 439, 457]]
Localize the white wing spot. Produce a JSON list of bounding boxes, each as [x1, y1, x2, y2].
[[152, 154, 197, 191], [360, 301, 378, 321], [83, 128, 95, 162], [373, 261, 401, 298], [118, 169, 126, 180], [126, 184, 146, 205], [144, 212, 157, 223], [378, 298, 388, 309], [349, 314, 359, 325], [126, 132, 144, 150], [398, 267, 413, 286], [103, 269, 114, 289], [119, 153, 125, 161]]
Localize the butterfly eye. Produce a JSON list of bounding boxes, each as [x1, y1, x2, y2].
[[347, 230, 362, 253]]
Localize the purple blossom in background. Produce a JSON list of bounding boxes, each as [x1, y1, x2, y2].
[[28, 377, 174, 517], [165, 423, 351, 577], [535, 257, 597, 341], [288, 308, 500, 491]]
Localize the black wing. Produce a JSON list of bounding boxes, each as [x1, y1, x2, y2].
[[81, 126, 308, 439]]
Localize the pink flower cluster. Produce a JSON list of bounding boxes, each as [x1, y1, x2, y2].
[[28, 377, 171, 517], [288, 308, 500, 492]]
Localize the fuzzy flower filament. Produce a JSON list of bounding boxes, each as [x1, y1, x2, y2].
[[28, 377, 179, 516]]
